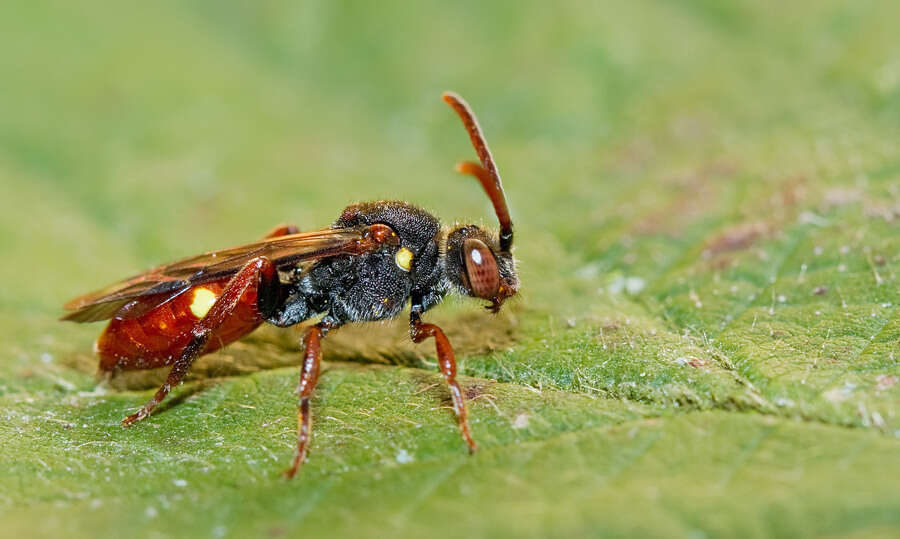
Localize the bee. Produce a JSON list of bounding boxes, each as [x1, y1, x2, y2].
[[63, 92, 518, 477]]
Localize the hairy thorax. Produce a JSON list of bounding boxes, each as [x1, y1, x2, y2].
[[270, 201, 446, 326]]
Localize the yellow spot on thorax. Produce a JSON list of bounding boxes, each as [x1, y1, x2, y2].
[[189, 287, 218, 319], [395, 247, 413, 272]]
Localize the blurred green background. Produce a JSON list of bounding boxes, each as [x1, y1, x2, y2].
[[1, 1, 899, 537]]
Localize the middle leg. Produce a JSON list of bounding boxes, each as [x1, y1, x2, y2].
[[284, 321, 338, 479]]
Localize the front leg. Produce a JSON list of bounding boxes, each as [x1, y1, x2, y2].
[[410, 309, 477, 453]]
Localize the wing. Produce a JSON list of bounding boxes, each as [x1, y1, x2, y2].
[[62, 224, 398, 323]]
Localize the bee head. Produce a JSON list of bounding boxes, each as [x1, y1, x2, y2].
[[442, 92, 517, 313], [446, 225, 517, 312]]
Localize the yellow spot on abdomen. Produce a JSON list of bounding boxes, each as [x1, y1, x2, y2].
[[395, 247, 413, 272], [189, 287, 218, 319]]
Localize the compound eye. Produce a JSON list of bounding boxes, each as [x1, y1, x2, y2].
[[463, 239, 500, 299]]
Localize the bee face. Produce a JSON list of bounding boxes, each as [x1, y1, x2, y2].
[[446, 225, 518, 312]]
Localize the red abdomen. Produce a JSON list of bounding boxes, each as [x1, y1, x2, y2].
[[96, 279, 264, 372]]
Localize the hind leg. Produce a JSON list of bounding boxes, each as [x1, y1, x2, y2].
[[263, 223, 300, 239], [122, 257, 279, 426]]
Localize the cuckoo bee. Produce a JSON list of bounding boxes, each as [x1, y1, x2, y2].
[[63, 92, 518, 477]]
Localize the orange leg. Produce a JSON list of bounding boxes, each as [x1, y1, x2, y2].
[[122, 257, 277, 426], [284, 322, 334, 479], [411, 318, 477, 453], [263, 223, 300, 239]]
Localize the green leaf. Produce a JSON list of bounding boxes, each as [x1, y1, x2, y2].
[[1, 1, 898, 537]]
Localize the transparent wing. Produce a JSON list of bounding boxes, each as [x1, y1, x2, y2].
[[62, 225, 392, 323]]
